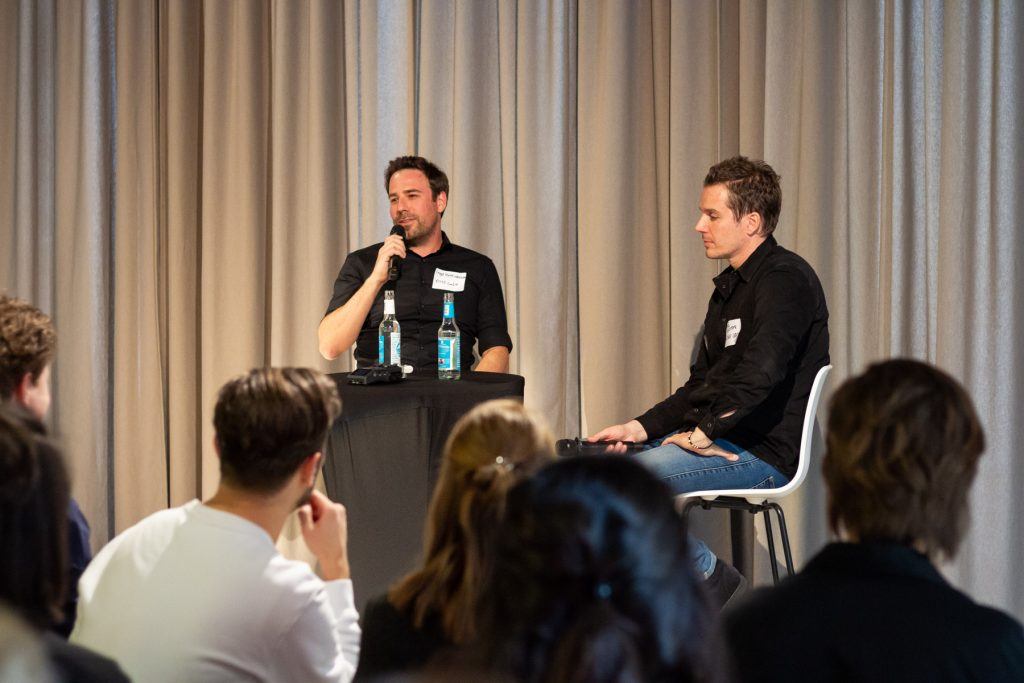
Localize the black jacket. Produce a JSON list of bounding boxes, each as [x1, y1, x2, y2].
[[724, 542, 1024, 682]]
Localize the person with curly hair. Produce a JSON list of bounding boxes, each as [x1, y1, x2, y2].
[[0, 294, 91, 637]]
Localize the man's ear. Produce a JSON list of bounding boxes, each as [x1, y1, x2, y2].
[[301, 452, 323, 486], [435, 191, 448, 214], [212, 437, 221, 459], [13, 372, 33, 407], [744, 211, 763, 237]]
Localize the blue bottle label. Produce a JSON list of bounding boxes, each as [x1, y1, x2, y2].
[[443, 301, 454, 318], [439, 338, 453, 370], [378, 335, 384, 364]]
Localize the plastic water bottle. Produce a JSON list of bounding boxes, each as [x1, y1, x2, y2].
[[378, 289, 401, 366], [437, 292, 460, 380]]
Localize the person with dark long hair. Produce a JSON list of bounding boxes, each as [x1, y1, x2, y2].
[[0, 405, 128, 682], [478, 455, 720, 683], [355, 399, 556, 679]]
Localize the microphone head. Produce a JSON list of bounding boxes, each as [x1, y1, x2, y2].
[[390, 225, 405, 238]]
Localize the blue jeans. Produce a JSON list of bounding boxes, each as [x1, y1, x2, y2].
[[634, 435, 789, 579]]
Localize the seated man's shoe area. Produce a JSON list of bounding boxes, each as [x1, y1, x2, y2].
[[705, 560, 748, 611]]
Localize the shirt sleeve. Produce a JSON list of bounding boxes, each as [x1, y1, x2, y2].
[[324, 253, 369, 318], [634, 332, 710, 440], [277, 579, 361, 683], [696, 266, 818, 440], [474, 258, 513, 353]]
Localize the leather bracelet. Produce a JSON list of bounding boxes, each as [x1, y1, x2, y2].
[[686, 432, 712, 450]]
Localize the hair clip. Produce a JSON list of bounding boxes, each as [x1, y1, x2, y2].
[[494, 455, 514, 472]]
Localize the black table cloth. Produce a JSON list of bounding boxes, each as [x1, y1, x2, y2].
[[323, 371, 525, 607]]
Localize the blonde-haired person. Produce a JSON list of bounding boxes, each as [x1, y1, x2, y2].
[[355, 399, 555, 679]]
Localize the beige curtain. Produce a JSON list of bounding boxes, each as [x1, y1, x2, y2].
[[2, 0, 1022, 620]]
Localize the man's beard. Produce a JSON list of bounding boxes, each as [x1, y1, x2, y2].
[[398, 214, 439, 247]]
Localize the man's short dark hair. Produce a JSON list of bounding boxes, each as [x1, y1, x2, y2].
[[213, 368, 341, 494], [823, 359, 985, 559], [0, 405, 69, 629], [0, 296, 56, 399], [384, 156, 450, 201], [704, 156, 782, 236]]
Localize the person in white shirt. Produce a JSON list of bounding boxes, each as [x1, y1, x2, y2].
[[71, 367, 360, 682]]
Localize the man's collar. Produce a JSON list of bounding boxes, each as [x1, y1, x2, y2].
[[806, 541, 948, 586], [711, 235, 777, 298], [736, 234, 777, 282], [408, 230, 451, 259]]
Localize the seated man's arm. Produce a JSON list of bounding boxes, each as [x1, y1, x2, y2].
[[318, 237, 405, 360], [472, 259, 513, 373], [288, 491, 360, 682], [475, 345, 509, 373], [694, 266, 821, 441]]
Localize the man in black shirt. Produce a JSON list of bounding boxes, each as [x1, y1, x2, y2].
[[319, 156, 512, 373], [589, 157, 829, 603]]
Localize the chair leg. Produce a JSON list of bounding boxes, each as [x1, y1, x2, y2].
[[762, 509, 780, 584], [770, 503, 795, 577]]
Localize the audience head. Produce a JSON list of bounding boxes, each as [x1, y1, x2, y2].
[[480, 456, 715, 683], [390, 399, 556, 643], [0, 405, 69, 631], [703, 156, 782, 236], [0, 295, 56, 419], [213, 367, 341, 496], [824, 358, 985, 559]]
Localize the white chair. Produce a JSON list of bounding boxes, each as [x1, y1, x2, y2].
[[679, 364, 832, 584]]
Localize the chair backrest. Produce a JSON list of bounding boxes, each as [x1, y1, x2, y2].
[[770, 364, 832, 497]]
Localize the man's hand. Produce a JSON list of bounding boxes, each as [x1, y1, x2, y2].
[[298, 490, 351, 581], [369, 233, 407, 286], [587, 420, 648, 454], [663, 429, 739, 461]]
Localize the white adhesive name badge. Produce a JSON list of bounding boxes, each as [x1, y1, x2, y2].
[[432, 269, 467, 292], [725, 319, 742, 347]]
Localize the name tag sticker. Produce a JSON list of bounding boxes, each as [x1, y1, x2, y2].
[[725, 319, 742, 347], [432, 269, 467, 292]]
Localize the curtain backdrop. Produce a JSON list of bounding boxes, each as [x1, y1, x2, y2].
[[2, 0, 1021, 619]]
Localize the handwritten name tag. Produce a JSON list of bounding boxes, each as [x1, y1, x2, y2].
[[725, 319, 742, 347], [432, 269, 467, 292]]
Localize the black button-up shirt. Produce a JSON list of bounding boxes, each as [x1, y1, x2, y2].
[[325, 232, 513, 372], [635, 236, 829, 477]]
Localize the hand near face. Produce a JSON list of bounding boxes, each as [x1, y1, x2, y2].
[[298, 490, 351, 581], [370, 234, 407, 286]]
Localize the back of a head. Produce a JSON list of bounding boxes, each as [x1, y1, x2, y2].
[[390, 399, 556, 643], [824, 358, 985, 559], [0, 405, 69, 630], [0, 295, 56, 400], [480, 456, 715, 683], [214, 367, 341, 494]]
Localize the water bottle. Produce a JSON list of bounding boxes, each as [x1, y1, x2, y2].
[[378, 289, 401, 366], [437, 292, 460, 380]]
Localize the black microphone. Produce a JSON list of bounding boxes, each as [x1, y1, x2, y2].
[[387, 225, 405, 282]]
